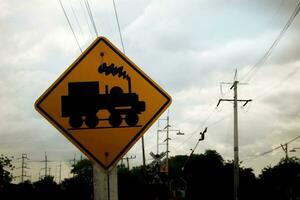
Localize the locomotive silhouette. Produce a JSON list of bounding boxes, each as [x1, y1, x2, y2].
[[61, 81, 146, 129]]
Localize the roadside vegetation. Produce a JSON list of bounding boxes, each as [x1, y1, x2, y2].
[[0, 151, 299, 200]]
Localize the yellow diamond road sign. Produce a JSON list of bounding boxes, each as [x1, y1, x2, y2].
[[35, 37, 171, 170]]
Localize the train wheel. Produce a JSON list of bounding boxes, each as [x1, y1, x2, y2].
[[85, 115, 98, 128], [125, 113, 139, 126], [109, 113, 122, 127], [69, 116, 83, 129]]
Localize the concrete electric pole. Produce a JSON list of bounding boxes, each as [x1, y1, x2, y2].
[[217, 73, 252, 200], [120, 155, 136, 170]]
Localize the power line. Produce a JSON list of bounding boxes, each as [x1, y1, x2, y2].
[[173, 109, 229, 152], [253, 65, 300, 100], [182, 128, 207, 171], [84, 0, 99, 37], [173, 2, 300, 152], [120, 155, 136, 169], [171, 76, 239, 151], [112, 0, 125, 54], [188, 128, 207, 157], [109, 0, 148, 170], [243, 135, 300, 162], [79, 0, 94, 39], [69, 0, 84, 41], [206, 113, 230, 127], [172, 83, 236, 152], [241, 0, 300, 82], [59, 0, 83, 53]]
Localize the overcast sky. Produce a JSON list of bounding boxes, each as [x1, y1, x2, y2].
[[1, 0, 300, 182]]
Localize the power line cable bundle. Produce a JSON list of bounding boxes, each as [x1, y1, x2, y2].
[[241, 0, 300, 82]]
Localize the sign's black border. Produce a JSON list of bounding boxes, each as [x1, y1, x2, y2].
[[35, 37, 171, 170]]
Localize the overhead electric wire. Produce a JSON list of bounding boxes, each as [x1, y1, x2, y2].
[[173, 109, 216, 149], [206, 113, 231, 127], [84, 0, 99, 37], [69, 0, 84, 41], [173, 109, 230, 152], [266, 0, 285, 24], [241, 0, 300, 82], [59, 0, 83, 53], [79, 0, 94, 39], [112, 0, 126, 54], [253, 65, 300, 100], [242, 135, 300, 162], [171, 80, 236, 152]]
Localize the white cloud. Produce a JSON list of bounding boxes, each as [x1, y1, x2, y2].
[[1, 0, 300, 180]]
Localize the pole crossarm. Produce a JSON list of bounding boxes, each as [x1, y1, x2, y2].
[[230, 81, 248, 89], [217, 99, 252, 107], [121, 155, 136, 169]]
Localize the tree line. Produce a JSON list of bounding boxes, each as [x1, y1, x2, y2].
[[0, 150, 300, 200]]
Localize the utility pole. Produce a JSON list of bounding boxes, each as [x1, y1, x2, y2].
[[70, 154, 76, 165], [281, 143, 289, 160], [157, 111, 184, 194], [44, 152, 48, 177], [217, 72, 252, 200], [141, 136, 146, 168], [59, 161, 62, 183], [121, 155, 136, 170], [157, 111, 171, 176], [17, 153, 30, 183], [41, 152, 52, 178], [156, 130, 159, 154], [166, 113, 170, 176], [69, 154, 77, 177]]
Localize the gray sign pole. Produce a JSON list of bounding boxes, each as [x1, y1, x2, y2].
[[93, 163, 118, 200]]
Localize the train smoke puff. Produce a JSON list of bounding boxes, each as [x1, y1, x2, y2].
[[98, 62, 130, 80]]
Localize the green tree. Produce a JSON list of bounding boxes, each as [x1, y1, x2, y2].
[[60, 159, 93, 200], [118, 165, 149, 200], [224, 161, 258, 200], [33, 176, 60, 200], [0, 154, 14, 189], [183, 150, 257, 200], [184, 150, 226, 200], [258, 157, 300, 200], [0, 154, 14, 199], [169, 155, 188, 179], [71, 158, 93, 183]]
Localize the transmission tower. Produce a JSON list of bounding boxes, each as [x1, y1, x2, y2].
[[16, 153, 30, 183], [41, 152, 52, 178]]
